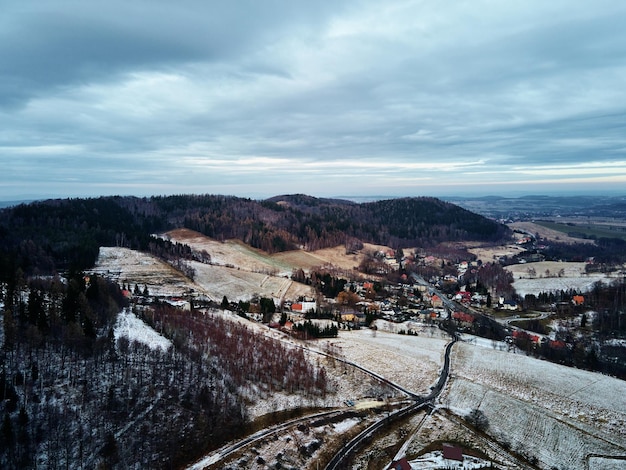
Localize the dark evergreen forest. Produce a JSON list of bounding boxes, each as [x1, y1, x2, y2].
[[0, 270, 329, 468]]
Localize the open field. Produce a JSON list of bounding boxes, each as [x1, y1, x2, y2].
[[318, 323, 450, 395], [92, 246, 315, 303], [164, 228, 296, 275], [273, 245, 366, 273], [464, 220, 598, 263], [443, 341, 626, 469], [534, 219, 626, 242], [92, 247, 195, 297], [505, 260, 621, 296], [191, 261, 314, 302], [508, 221, 594, 244], [166, 228, 387, 276], [466, 242, 527, 263]]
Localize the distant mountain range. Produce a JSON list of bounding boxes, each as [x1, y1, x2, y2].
[[444, 195, 626, 219], [0, 199, 36, 209]]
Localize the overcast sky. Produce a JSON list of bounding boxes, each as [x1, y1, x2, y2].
[[2, 1, 626, 201]]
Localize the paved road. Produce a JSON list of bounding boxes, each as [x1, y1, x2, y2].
[[187, 409, 349, 470], [186, 337, 422, 470], [324, 336, 457, 470], [496, 311, 551, 325]]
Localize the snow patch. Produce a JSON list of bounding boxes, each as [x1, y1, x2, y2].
[[114, 309, 172, 351], [409, 450, 492, 469], [332, 417, 360, 434]]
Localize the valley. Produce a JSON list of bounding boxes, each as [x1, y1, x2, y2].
[[90, 229, 626, 469], [2, 194, 626, 469]]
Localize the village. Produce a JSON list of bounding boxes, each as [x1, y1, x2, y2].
[[106, 245, 495, 330], [95, 229, 612, 362]]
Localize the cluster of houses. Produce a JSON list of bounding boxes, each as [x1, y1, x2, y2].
[[278, 275, 493, 330], [114, 245, 528, 335], [111, 240, 533, 339], [273, 249, 522, 330]]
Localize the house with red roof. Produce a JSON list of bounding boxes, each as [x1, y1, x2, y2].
[[443, 443, 464, 466], [387, 457, 411, 470], [431, 294, 443, 308]]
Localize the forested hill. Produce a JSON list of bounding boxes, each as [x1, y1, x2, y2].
[[0, 194, 509, 275]]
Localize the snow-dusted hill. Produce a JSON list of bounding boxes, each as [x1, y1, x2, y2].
[[443, 341, 626, 469]]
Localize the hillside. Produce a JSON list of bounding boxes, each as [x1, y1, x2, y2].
[[442, 340, 626, 469], [0, 194, 510, 277], [165, 227, 389, 275]]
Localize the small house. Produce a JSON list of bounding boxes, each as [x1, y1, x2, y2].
[[387, 457, 411, 470], [443, 443, 464, 466], [291, 301, 317, 313], [454, 291, 472, 304], [501, 299, 518, 311], [431, 294, 444, 308]]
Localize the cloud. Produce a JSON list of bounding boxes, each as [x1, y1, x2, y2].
[[1, 0, 626, 200]]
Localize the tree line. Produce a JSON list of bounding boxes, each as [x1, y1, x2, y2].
[[513, 279, 626, 378]]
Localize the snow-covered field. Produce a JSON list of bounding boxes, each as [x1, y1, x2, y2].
[[92, 247, 194, 297], [318, 322, 450, 395], [511, 275, 611, 297], [443, 342, 626, 469], [505, 261, 619, 296], [92, 246, 314, 303], [191, 261, 313, 303]]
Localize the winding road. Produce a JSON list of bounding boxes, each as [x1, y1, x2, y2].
[[188, 277, 462, 470], [324, 336, 457, 470], [185, 333, 438, 470]]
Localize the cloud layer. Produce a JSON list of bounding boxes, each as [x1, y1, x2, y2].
[[2, 0, 626, 199]]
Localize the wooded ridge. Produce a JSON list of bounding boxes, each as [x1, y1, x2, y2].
[[0, 193, 509, 276]]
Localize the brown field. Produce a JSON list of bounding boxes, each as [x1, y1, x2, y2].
[[165, 228, 295, 274], [276, 243, 390, 274], [461, 220, 594, 263], [166, 228, 389, 276], [466, 243, 526, 263]]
